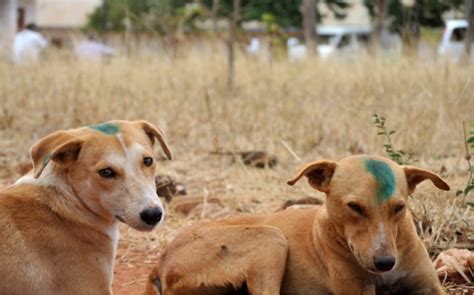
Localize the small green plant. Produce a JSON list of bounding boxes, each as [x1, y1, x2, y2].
[[372, 113, 416, 165], [458, 123, 474, 207]]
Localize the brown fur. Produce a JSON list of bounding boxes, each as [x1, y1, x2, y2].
[[147, 155, 449, 295], [0, 120, 171, 295]]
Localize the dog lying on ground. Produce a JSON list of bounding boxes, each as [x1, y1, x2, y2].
[[0, 120, 172, 295], [146, 155, 449, 295]]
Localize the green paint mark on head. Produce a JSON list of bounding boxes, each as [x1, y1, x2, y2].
[[88, 122, 120, 135], [37, 153, 51, 176], [364, 159, 396, 202]]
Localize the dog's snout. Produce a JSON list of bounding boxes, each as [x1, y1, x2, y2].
[[140, 207, 163, 226], [373, 256, 396, 272]]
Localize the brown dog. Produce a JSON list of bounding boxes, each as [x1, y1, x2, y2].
[[146, 155, 449, 295], [0, 120, 172, 295]]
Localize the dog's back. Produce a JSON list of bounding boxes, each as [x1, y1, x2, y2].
[[147, 207, 323, 295]]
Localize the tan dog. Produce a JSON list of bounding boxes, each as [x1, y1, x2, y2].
[[146, 155, 449, 295], [0, 120, 172, 295]]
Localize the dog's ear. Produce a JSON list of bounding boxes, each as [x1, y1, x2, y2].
[[287, 160, 337, 193], [403, 166, 450, 194], [136, 120, 173, 160], [30, 131, 83, 178]]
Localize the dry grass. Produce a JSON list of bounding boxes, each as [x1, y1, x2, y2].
[[0, 46, 473, 293]]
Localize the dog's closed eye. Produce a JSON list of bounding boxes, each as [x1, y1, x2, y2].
[[347, 202, 366, 217], [394, 204, 405, 214]]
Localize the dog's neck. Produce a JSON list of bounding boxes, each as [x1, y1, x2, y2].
[[16, 164, 119, 243], [312, 207, 361, 267]]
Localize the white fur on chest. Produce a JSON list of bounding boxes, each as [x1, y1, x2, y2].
[[106, 224, 120, 282]]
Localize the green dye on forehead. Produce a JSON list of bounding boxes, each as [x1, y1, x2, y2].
[[37, 153, 51, 176], [88, 122, 120, 135], [364, 159, 396, 202]]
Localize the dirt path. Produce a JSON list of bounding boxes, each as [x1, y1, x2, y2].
[[113, 242, 159, 295]]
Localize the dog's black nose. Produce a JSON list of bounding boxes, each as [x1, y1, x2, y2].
[[140, 207, 163, 226], [373, 256, 396, 272]]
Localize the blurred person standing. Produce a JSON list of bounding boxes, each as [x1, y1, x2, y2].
[[74, 35, 115, 62], [13, 23, 48, 64]]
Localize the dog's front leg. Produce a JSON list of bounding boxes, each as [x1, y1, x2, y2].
[[328, 266, 375, 295], [330, 281, 375, 295]]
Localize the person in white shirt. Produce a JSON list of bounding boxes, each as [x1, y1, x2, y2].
[[13, 23, 48, 64], [246, 37, 260, 55], [74, 35, 116, 62]]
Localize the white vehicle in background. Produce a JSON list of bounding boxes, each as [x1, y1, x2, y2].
[[438, 19, 473, 62], [317, 25, 371, 58], [287, 25, 371, 61]]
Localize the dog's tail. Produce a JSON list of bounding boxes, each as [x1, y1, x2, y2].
[[145, 267, 163, 295]]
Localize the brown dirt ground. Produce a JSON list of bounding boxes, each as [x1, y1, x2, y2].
[[113, 242, 156, 295]]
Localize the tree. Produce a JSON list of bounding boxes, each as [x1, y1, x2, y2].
[[201, 0, 348, 28], [227, 0, 240, 91], [86, 0, 203, 35], [364, 0, 464, 34], [87, 0, 349, 34], [466, 0, 474, 58], [301, 0, 317, 56], [212, 0, 220, 33], [363, 0, 464, 51]]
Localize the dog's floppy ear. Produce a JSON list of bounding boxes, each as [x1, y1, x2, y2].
[[287, 160, 337, 193], [403, 166, 450, 194], [30, 131, 83, 178], [136, 120, 173, 160]]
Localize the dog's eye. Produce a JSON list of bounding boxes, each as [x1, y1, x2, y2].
[[98, 168, 115, 178], [143, 157, 154, 167], [347, 203, 365, 217], [394, 204, 405, 214]]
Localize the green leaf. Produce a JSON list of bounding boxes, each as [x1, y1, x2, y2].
[[467, 202, 474, 208], [464, 185, 474, 195], [377, 132, 386, 135], [467, 137, 474, 143], [456, 190, 464, 196], [389, 130, 396, 135]]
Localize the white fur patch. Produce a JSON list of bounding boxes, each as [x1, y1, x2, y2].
[[112, 135, 162, 209], [15, 164, 74, 196], [106, 224, 120, 282], [372, 223, 387, 253]]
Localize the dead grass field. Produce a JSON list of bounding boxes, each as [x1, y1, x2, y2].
[[0, 48, 473, 294]]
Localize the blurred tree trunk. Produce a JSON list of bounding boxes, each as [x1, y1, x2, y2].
[[301, 0, 317, 56], [465, 0, 474, 60], [212, 0, 219, 34], [401, 1, 420, 56], [227, 0, 240, 91], [371, 0, 389, 54], [124, 3, 132, 57]]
